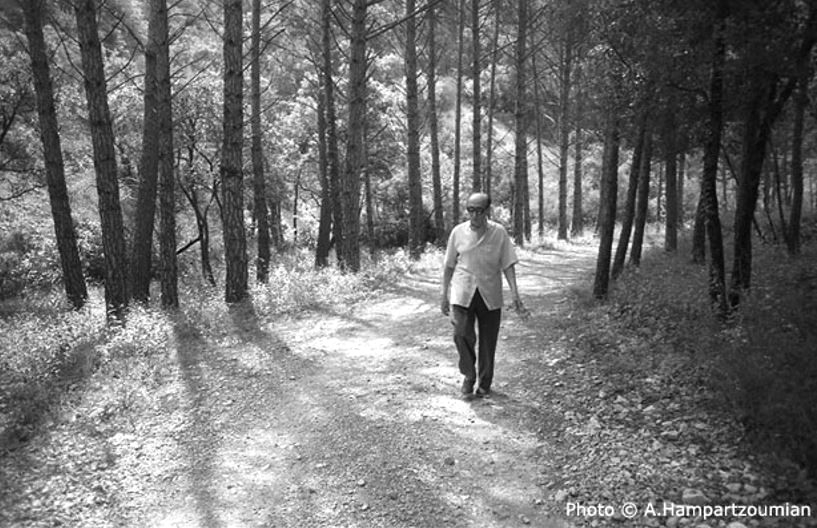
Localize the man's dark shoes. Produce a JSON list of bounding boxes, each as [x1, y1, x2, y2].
[[475, 387, 491, 397], [461, 378, 475, 395]]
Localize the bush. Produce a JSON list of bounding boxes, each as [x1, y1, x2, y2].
[[0, 228, 63, 299], [0, 215, 106, 299], [75, 219, 105, 283]]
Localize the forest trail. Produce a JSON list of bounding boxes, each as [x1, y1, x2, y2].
[[109, 245, 598, 528]]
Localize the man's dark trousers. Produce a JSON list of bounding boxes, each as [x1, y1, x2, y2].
[[451, 289, 502, 391]]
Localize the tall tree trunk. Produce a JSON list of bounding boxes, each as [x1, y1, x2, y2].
[[406, 0, 423, 259], [523, 149, 531, 240], [593, 106, 620, 300], [321, 0, 342, 266], [611, 118, 646, 280], [130, 0, 160, 303], [74, 0, 128, 320], [427, 2, 445, 245], [664, 112, 678, 252], [453, 0, 465, 222], [656, 164, 663, 221], [293, 169, 300, 244], [22, 0, 87, 309], [269, 197, 283, 248], [180, 178, 216, 286], [720, 162, 728, 212], [221, 0, 248, 303], [729, 3, 817, 301], [315, 62, 332, 268], [788, 63, 808, 256], [251, 0, 270, 282], [512, 0, 527, 246], [772, 147, 789, 245], [471, 0, 481, 192], [691, 194, 707, 264], [533, 54, 544, 237], [342, 0, 367, 272], [677, 132, 688, 227], [629, 131, 652, 267], [700, 0, 728, 312], [557, 39, 572, 240], [731, 75, 776, 301], [485, 0, 500, 196], [155, 0, 177, 307], [571, 65, 585, 238], [364, 149, 375, 257]]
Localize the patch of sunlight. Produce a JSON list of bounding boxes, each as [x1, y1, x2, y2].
[[310, 335, 398, 358], [418, 362, 456, 381], [487, 480, 541, 504], [365, 297, 433, 319], [154, 508, 200, 528]]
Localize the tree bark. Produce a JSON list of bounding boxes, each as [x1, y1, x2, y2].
[[74, 0, 128, 321], [485, 0, 500, 196], [700, 0, 728, 312], [22, 0, 87, 309], [130, 0, 160, 303], [629, 131, 652, 267], [221, 0, 248, 302], [512, 0, 528, 246], [677, 133, 688, 227], [321, 0, 342, 266], [180, 178, 216, 286], [427, 2, 445, 245], [471, 0, 481, 192], [571, 65, 585, 238], [406, 0, 424, 259], [341, 0, 368, 272], [251, 0, 270, 282], [664, 112, 679, 253], [611, 119, 646, 280], [593, 107, 620, 300], [155, 0, 177, 308], [364, 135, 375, 257], [315, 56, 332, 268], [788, 62, 808, 256], [557, 38, 572, 240], [532, 54, 544, 237], [453, 0, 465, 223], [731, 76, 773, 300]]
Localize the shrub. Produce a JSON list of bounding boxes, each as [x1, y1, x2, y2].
[[0, 228, 63, 299]]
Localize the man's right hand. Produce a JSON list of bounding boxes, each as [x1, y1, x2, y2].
[[440, 297, 450, 316]]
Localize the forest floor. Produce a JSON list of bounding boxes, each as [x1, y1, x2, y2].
[[2, 243, 816, 528]]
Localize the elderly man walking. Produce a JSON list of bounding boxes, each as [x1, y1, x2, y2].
[[440, 192, 527, 398]]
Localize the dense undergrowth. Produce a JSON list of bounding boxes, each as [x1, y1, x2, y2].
[[560, 225, 817, 482]]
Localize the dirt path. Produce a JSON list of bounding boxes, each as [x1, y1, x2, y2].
[[113, 245, 598, 528]]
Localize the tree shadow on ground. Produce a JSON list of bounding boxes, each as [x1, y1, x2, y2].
[[169, 301, 319, 528], [173, 317, 225, 528]]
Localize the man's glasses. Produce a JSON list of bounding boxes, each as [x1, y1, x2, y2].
[[466, 206, 486, 215]]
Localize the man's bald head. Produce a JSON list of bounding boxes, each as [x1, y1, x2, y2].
[[466, 192, 491, 209]]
